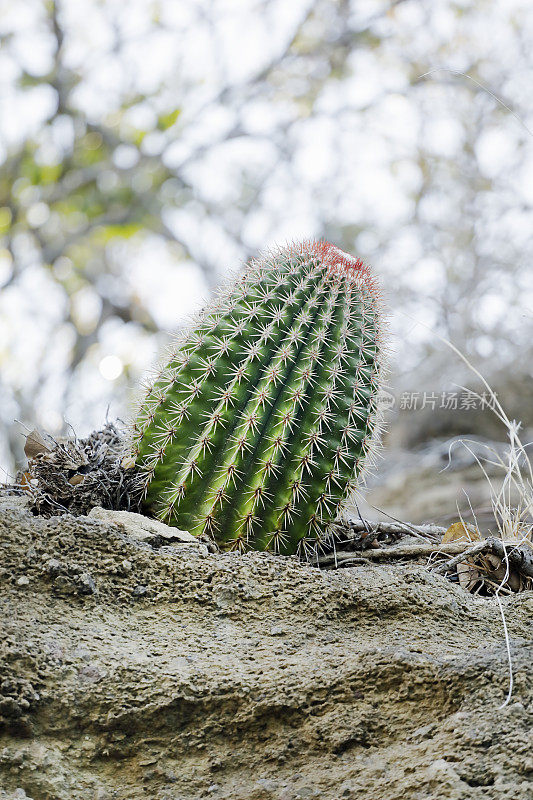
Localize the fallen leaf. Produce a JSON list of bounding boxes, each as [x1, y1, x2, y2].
[[456, 559, 481, 591], [19, 472, 34, 491], [24, 429, 53, 460], [442, 522, 482, 591], [441, 521, 481, 544]]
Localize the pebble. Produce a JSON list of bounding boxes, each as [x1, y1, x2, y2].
[[0, 495, 31, 514], [88, 507, 199, 544], [78, 573, 97, 595], [46, 558, 62, 576], [16, 576, 30, 586], [256, 778, 278, 793], [295, 788, 316, 798]]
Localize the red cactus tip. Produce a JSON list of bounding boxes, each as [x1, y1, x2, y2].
[[311, 240, 380, 298]]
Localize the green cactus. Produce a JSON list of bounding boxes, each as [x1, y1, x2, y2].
[[131, 240, 385, 555]]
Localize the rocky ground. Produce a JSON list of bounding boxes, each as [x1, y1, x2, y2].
[[357, 433, 527, 533], [0, 496, 532, 800]]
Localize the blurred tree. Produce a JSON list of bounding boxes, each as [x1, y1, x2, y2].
[[1, 0, 532, 475]]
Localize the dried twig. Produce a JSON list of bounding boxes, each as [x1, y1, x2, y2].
[[338, 519, 445, 541], [318, 541, 477, 568], [485, 536, 533, 579], [318, 536, 533, 579], [432, 540, 490, 574]]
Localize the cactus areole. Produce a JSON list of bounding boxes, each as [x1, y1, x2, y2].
[[131, 241, 385, 555]]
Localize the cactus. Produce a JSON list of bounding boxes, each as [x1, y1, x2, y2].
[[131, 240, 385, 555]]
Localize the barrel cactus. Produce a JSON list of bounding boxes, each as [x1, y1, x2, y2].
[[130, 240, 385, 555]]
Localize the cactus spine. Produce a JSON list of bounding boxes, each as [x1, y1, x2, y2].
[[131, 241, 385, 555]]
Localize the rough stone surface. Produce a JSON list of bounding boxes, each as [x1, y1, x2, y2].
[[0, 506, 532, 800]]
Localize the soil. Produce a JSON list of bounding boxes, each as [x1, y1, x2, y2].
[[0, 499, 532, 800]]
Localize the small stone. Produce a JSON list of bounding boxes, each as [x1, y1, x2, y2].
[[16, 576, 30, 586], [133, 584, 147, 597], [78, 572, 97, 594], [256, 778, 278, 793], [88, 507, 198, 544], [69, 474, 85, 486], [270, 626, 284, 636], [121, 559, 132, 573], [46, 558, 62, 576], [0, 494, 31, 514]]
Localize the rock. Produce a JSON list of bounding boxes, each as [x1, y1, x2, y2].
[[2, 790, 33, 800], [0, 494, 31, 514], [0, 506, 532, 799], [88, 507, 208, 554], [255, 777, 278, 794], [358, 435, 526, 530], [45, 558, 62, 576], [77, 572, 97, 595]]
